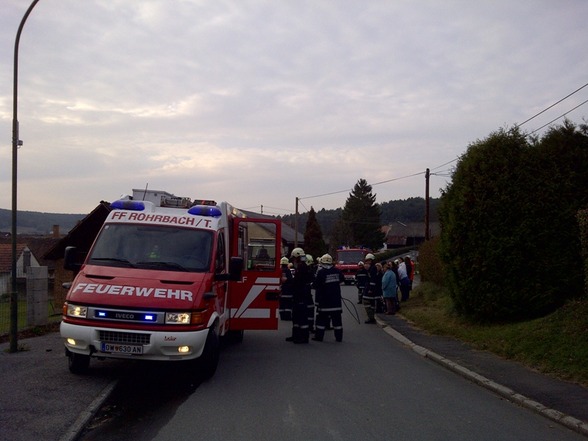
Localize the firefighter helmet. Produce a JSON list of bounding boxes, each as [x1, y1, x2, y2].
[[321, 253, 333, 265], [365, 253, 375, 261], [280, 257, 289, 265], [306, 254, 313, 264], [290, 247, 306, 258]]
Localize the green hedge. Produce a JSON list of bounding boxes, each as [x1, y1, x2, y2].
[[439, 122, 588, 322], [578, 209, 588, 296]]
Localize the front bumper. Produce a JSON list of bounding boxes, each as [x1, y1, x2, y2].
[[60, 321, 208, 361]]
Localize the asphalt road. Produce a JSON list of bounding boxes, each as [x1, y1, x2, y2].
[[79, 286, 586, 441]]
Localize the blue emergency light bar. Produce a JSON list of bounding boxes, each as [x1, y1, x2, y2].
[[111, 198, 221, 217], [188, 205, 222, 217], [95, 310, 157, 322], [111, 200, 146, 211]]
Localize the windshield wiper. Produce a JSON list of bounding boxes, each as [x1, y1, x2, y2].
[[135, 261, 189, 272], [90, 257, 135, 267]]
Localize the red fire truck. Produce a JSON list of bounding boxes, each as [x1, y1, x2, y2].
[[335, 246, 371, 285], [60, 191, 282, 379]]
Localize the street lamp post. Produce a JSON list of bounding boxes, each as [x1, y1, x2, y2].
[[10, 0, 42, 353]]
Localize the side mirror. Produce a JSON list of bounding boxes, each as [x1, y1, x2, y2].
[[216, 256, 244, 281], [64, 246, 82, 273], [228, 256, 244, 280]]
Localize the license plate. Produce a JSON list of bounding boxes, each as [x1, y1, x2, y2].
[[100, 342, 143, 355]]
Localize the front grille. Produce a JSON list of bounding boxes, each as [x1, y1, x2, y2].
[[99, 330, 151, 345]]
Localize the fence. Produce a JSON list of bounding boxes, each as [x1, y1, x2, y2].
[[0, 266, 61, 338]]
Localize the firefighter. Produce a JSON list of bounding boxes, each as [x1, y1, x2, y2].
[[355, 261, 368, 304], [305, 254, 316, 333], [279, 257, 293, 321], [312, 254, 345, 342], [362, 253, 378, 323], [286, 248, 312, 343], [313, 255, 331, 331]]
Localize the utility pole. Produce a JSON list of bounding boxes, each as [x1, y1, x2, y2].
[[425, 168, 430, 241], [294, 197, 299, 247], [10, 0, 42, 353]]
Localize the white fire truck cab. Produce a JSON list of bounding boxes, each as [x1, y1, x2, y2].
[[60, 191, 282, 379]]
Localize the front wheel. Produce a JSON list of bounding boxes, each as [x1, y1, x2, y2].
[[225, 329, 244, 344], [198, 327, 220, 380], [67, 351, 90, 374]]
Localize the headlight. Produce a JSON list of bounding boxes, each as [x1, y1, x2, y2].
[[66, 303, 88, 318], [165, 312, 191, 324]]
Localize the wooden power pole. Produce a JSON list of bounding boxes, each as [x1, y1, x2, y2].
[[425, 168, 430, 240]]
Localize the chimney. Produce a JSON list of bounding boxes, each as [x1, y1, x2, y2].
[[23, 248, 31, 274], [52, 225, 60, 238]]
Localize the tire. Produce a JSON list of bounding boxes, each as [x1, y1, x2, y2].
[[68, 351, 90, 374], [199, 327, 220, 380], [226, 329, 244, 344]]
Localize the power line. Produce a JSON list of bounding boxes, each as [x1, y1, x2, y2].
[[269, 82, 588, 214], [528, 98, 588, 135], [269, 156, 469, 214], [298, 199, 310, 213], [299, 171, 426, 201], [371, 171, 425, 187], [263, 205, 293, 213], [430, 157, 459, 171], [430, 169, 453, 177], [518, 81, 588, 128], [282, 83, 588, 210], [299, 187, 353, 201]]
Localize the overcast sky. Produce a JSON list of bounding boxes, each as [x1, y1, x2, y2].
[[1, 0, 587, 215]]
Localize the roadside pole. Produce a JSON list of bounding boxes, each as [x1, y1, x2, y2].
[[10, 0, 42, 353]]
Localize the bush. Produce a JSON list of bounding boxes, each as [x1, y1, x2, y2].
[[578, 209, 588, 296], [439, 123, 588, 322]]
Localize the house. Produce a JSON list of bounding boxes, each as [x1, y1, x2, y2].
[[381, 221, 441, 249], [44, 201, 112, 306], [0, 243, 41, 297]]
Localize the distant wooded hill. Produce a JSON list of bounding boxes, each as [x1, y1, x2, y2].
[[0, 197, 439, 236], [280, 197, 440, 236], [0, 208, 85, 236]]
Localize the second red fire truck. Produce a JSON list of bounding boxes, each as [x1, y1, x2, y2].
[[335, 246, 371, 285]]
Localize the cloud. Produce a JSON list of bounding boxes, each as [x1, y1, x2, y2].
[[1, 0, 587, 214]]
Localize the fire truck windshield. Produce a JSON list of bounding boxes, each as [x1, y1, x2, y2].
[[88, 224, 213, 272], [336, 250, 367, 264]]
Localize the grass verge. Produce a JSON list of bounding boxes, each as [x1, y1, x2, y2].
[[0, 300, 62, 343], [401, 281, 588, 388]]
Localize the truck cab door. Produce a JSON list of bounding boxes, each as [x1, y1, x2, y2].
[[228, 218, 282, 330]]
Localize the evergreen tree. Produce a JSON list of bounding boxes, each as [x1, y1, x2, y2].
[[303, 207, 327, 259], [340, 179, 384, 250], [328, 218, 352, 255]]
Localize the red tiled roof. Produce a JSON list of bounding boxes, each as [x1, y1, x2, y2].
[[0, 243, 28, 273]]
